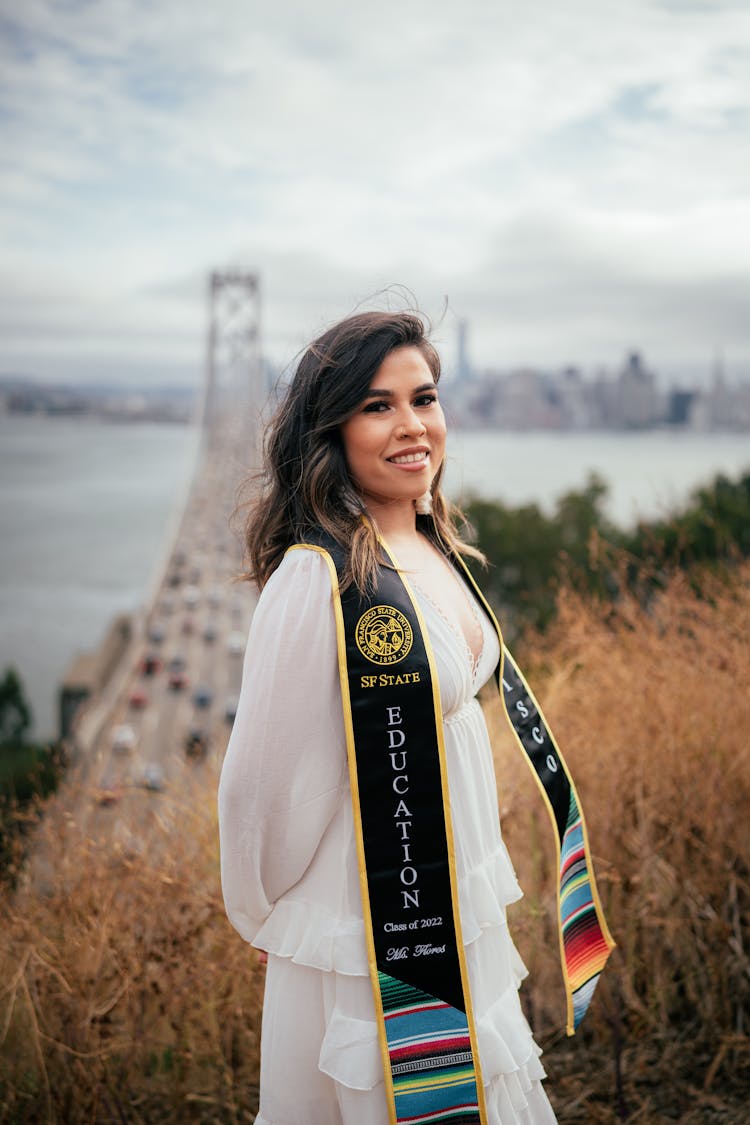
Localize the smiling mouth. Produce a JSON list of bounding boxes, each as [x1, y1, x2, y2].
[[388, 451, 429, 465]]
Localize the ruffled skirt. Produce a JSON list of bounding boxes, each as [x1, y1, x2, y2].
[[253, 847, 557, 1124]]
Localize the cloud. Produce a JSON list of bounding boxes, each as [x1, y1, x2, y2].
[[1, 0, 749, 384]]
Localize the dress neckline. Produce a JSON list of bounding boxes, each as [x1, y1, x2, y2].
[[409, 566, 486, 684]]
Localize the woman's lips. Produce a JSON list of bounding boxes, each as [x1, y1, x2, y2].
[[386, 447, 430, 468]]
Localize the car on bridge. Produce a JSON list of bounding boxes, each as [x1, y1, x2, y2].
[[139, 652, 162, 676], [183, 585, 200, 609], [192, 684, 213, 709], [167, 655, 188, 690], [147, 621, 166, 645], [185, 727, 209, 758], [227, 631, 245, 656], [111, 724, 137, 754], [142, 763, 165, 791]]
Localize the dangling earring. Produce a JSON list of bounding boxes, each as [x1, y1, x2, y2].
[[341, 485, 364, 517], [415, 489, 433, 516]]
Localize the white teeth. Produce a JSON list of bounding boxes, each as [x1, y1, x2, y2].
[[390, 452, 427, 464]]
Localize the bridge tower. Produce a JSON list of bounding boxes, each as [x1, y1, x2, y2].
[[203, 270, 263, 449]]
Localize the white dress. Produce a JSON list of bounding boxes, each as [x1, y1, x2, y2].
[[218, 548, 557, 1125]]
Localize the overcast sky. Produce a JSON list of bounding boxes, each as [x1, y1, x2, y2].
[[1, 0, 749, 389]]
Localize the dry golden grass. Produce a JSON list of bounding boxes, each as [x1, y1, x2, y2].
[[1, 782, 265, 1123], [1, 565, 749, 1122], [488, 563, 750, 1122]]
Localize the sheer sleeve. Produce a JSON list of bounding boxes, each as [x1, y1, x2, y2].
[[217, 548, 346, 945]]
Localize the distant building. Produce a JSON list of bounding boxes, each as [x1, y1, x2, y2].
[[688, 357, 750, 431], [502, 368, 561, 428], [556, 366, 590, 429], [707, 354, 737, 429], [614, 352, 661, 428], [456, 319, 473, 382], [585, 369, 613, 428], [667, 389, 697, 426]]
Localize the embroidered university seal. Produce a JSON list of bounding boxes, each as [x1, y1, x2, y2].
[[355, 605, 413, 666]]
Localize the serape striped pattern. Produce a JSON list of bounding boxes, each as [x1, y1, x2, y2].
[[560, 791, 613, 1030], [379, 971, 482, 1124]]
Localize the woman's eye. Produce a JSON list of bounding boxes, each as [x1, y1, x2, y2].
[[363, 400, 389, 413], [414, 394, 437, 408]]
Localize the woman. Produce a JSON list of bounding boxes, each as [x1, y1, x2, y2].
[[218, 310, 558, 1124]]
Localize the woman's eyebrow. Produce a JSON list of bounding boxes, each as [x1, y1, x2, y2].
[[363, 382, 437, 399]]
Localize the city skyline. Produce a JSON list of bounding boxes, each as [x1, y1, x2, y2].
[[5, 339, 749, 433], [1, 0, 749, 388]]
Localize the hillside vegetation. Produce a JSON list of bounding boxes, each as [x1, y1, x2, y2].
[[464, 468, 750, 640], [484, 564, 750, 1122]]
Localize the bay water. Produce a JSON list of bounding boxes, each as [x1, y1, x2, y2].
[[445, 429, 750, 527], [1, 416, 200, 738]]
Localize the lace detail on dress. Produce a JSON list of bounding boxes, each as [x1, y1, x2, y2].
[[410, 576, 484, 681]]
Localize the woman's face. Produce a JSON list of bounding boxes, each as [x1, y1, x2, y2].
[[340, 345, 446, 510]]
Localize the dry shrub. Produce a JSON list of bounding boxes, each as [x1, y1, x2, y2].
[[487, 563, 750, 1122], [0, 771, 264, 1123]]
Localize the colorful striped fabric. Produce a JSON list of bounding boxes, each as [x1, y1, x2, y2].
[[497, 644, 616, 1034], [560, 791, 613, 1029], [379, 972, 482, 1124]]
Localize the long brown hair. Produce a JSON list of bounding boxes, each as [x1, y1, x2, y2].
[[243, 309, 484, 592]]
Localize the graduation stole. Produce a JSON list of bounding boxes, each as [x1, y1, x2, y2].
[[289, 536, 614, 1124]]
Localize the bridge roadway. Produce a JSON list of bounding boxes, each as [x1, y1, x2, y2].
[[36, 414, 261, 873]]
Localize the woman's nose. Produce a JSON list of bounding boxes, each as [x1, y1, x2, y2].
[[397, 408, 427, 437]]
